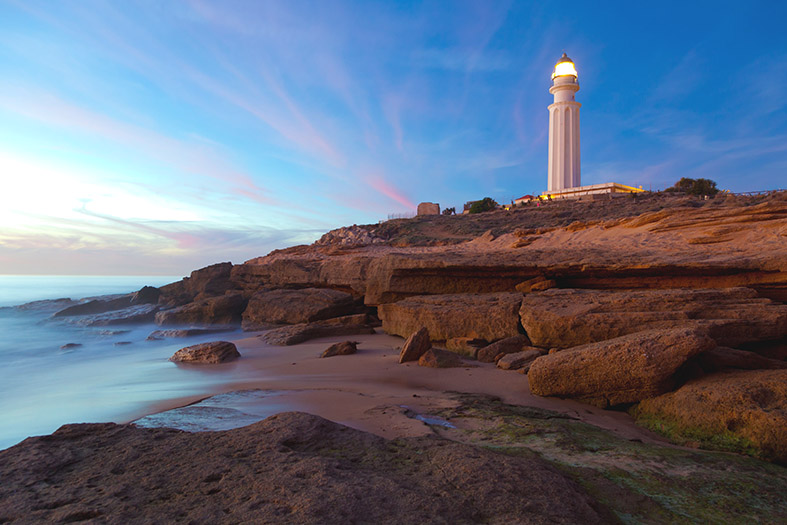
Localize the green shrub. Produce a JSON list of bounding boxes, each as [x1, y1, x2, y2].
[[468, 197, 498, 214]]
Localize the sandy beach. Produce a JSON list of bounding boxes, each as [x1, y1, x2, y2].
[[130, 329, 670, 446]]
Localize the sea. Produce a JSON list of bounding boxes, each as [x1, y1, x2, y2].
[[0, 275, 255, 450]]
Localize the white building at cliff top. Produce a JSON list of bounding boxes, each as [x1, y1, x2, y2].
[[542, 53, 643, 200]]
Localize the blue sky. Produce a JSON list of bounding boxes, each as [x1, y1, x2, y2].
[[1, 1, 785, 275]]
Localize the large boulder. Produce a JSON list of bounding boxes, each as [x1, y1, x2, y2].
[[243, 288, 356, 328], [399, 327, 431, 363], [260, 314, 376, 346], [527, 327, 716, 408], [170, 341, 240, 364], [520, 288, 787, 349], [379, 293, 523, 342], [155, 294, 247, 326], [476, 334, 533, 363], [635, 369, 787, 463]]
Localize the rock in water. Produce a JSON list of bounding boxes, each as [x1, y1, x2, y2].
[[399, 327, 431, 363], [418, 348, 466, 368], [476, 334, 533, 363], [379, 293, 522, 342], [170, 341, 240, 364], [243, 288, 355, 327], [527, 327, 716, 407], [320, 341, 358, 358], [635, 369, 787, 463]]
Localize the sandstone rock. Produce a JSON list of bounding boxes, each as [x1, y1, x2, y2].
[[147, 327, 236, 340], [399, 327, 431, 363], [0, 412, 611, 524], [131, 285, 160, 305], [698, 346, 787, 372], [155, 294, 247, 326], [158, 262, 234, 306], [260, 314, 376, 346], [418, 348, 466, 368], [520, 288, 787, 349], [515, 276, 548, 293], [320, 341, 358, 358], [379, 293, 523, 342], [243, 288, 355, 327], [497, 348, 543, 371], [530, 279, 556, 292], [54, 295, 134, 317], [527, 327, 716, 407], [169, 341, 240, 364], [445, 337, 487, 358], [476, 334, 533, 363], [635, 370, 787, 463]]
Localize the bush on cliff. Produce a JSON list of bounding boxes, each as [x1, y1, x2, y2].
[[468, 197, 498, 214], [665, 177, 719, 196]]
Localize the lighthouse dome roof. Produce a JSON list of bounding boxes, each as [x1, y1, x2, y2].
[[552, 52, 577, 80]]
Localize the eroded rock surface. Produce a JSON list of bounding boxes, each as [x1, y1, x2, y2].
[[497, 349, 543, 371], [379, 293, 523, 342], [520, 287, 787, 349], [635, 369, 787, 463], [528, 327, 716, 407], [0, 413, 611, 524], [418, 348, 468, 368], [155, 294, 247, 326], [169, 341, 240, 364], [243, 288, 355, 327]]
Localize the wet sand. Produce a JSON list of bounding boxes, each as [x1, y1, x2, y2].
[[127, 329, 670, 445]]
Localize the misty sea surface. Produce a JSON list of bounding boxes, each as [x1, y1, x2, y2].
[[0, 275, 256, 450]]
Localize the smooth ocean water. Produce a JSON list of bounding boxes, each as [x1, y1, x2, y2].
[[0, 275, 256, 450]]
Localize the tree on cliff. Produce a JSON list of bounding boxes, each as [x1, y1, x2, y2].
[[468, 197, 498, 214], [666, 177, 719, 196]]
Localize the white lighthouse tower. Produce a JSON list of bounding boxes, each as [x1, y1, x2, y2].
[[547, 53, 581, 192]]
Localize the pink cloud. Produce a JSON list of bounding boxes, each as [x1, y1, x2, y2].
[[364, 172, 416, 210]]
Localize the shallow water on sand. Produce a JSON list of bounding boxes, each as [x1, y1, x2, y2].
[[0, 276, 262, 450]]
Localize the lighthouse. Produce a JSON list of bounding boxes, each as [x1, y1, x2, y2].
[[547, 53, 581, 192]]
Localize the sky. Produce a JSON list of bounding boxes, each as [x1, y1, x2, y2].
[[1, 1, 785, 276]]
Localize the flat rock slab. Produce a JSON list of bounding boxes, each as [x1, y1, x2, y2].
[[243, 288, 355, 327], [520, 287, 787, 349], [170, 341, 240, 364], [528, 327, 716, 407], [379, 292, 523, 342], [148, 327, 237, 339], [260, 314, 376, 346], [60, 304, 160, 327], [0, 412, 611, 524], [636, 369, 787, 463]]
